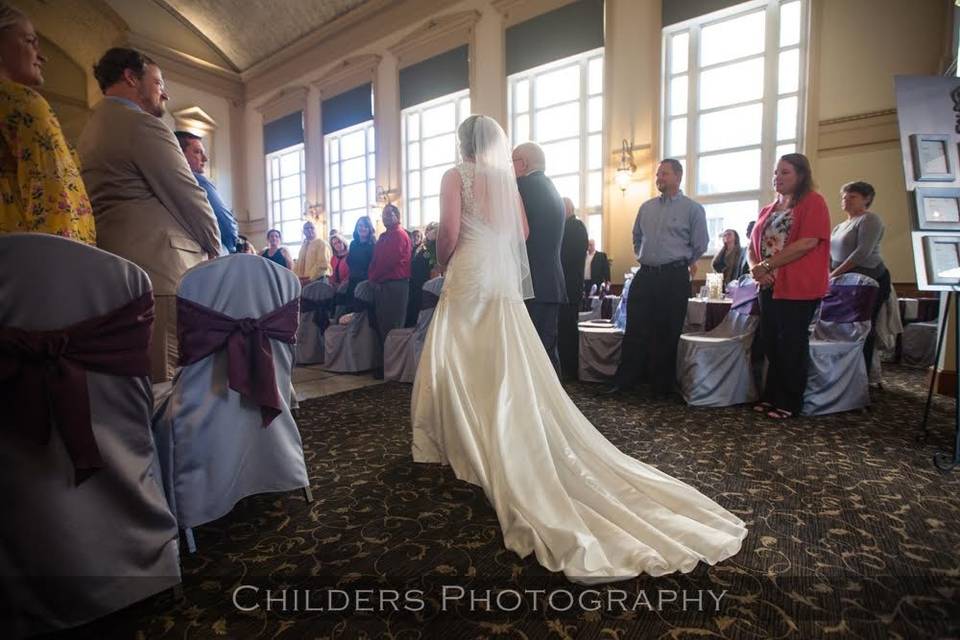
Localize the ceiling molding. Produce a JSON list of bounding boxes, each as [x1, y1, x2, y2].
[[242, 0, 396, 82], [313, 54, 382, 98], [817, 109, 899, 154], [151, 0, 240, 72], [388, 9, 482, 69], [491, 0, 579, 27], [127, 32, 243, 102], [256, 85, 308, 122], [172, 106, 218, 132], [88, 0, 130, 31]]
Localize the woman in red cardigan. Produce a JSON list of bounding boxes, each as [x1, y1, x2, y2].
[[748, 153, 831, 419]]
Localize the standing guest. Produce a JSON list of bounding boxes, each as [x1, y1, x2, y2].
[[603, 159, 708, 397], [368, 203, 412, 378], [293, 220, 330, 281], [830, 181, 889, 368], [409, 228, 423, 255], [513, 141, 566, 374], [79, 47, 220, 383], [712, 229, 749, 288], [745, 220, 756, 244], [423, 221, 440, 278], [261, 228, 292, 269], [345, 215, 377, 302], [584, 238, 610, 297], [329, 232, 350, 289], [0, 4, 95, 243], [748, 153, 830, 420], [559, 197, 588, 381], [174, 130, 237, 255], [406, 228, 433, 327]]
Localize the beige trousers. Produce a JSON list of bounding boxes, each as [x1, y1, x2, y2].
[[150, 294, 179, 383]]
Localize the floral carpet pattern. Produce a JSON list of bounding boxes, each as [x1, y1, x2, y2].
[[52, 365, 960, 639]]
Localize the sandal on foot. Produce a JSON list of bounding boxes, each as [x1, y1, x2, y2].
[[753, 402, 773, 413], [766, 408, 793, 420]]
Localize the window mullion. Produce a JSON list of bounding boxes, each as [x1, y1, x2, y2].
[[759, 0, 780, 206], [687, 26, 700, 196]]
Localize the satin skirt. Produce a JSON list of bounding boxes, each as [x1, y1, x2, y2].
[[411, 290, 748, 584]]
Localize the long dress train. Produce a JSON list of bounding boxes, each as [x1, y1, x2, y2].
[[411, 162, 747, 584]]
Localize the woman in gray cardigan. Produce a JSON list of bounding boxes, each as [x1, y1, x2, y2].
[[829, 181, 890, 368]]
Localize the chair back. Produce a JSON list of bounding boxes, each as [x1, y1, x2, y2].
[[153, 254, 308, 529], [297, 279, 336, 364], [729, 277, 760, 316], [612, 275, 633, 330], [0, 233, 180, 633], [814, 272, 879, 342]]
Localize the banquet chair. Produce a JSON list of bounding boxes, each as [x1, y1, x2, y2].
[[901, 320, 937, 368], [578, 319, 623, 382], [152, 254, 310, 552], [296, 279, 336, 365], [323, 280, 380, 372], [384, 276, 444, 382], [802, 272, 879, 415], [676, 279, 761, 407], [0, 233, 180, 635]]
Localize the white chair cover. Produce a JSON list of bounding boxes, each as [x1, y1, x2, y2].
[[578, 296, 602, 323], [386, 277, 446, 383], [152, 254, 309, 533], [323, 280, 380, 372], [578, 319, 623, 382], [802, 272, 879, 416], [612, 276, 633, 330], [677, 280, 760, 407], [0, 234, 180, 635], [296, 279, 335, 365], [901, 298, 919, 322], [902, 321, 938, 368]]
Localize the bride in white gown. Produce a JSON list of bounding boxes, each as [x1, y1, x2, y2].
[[411, 115, 747, 584]]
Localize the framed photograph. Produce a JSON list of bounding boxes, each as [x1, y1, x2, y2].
[[921, 235, 960, 284], [910, 134, 954, 182], [915, 188, 960, 230]]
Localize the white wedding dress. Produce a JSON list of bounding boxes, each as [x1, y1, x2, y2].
[[411, 159, 747, 584]]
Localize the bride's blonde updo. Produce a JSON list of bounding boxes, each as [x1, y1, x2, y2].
[[458, 114, 500, 161]]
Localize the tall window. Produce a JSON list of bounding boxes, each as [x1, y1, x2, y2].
[[326, 121, 376, 236], [663, 0, 806, 253], [508, 48, 604, 248], [266, 143, 306, 248], [402, 89, 471, 228]]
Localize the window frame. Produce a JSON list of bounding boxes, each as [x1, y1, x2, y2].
[[265, 142, 307, 250], [508, 46, 606, 250], [662, 0, 808, 254], [324, 119, 377, 237], [401, 89, 471, 229]]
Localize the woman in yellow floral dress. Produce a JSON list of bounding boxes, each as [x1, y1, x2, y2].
[[0, 4, 95, 244]]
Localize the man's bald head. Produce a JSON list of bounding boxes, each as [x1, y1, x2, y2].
[[562, 197, 575, 219], [511, 142, 545, 177]]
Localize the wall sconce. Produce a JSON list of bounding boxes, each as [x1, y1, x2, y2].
[[373, 185, 400, 208], [614, 139, 636, 192]]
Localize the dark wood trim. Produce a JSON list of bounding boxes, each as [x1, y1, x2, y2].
[[936, 370, 958, 398]]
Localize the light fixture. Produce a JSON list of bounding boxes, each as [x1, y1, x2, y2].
[[373, 185, 400, 207], [614, 139, 636, 192]]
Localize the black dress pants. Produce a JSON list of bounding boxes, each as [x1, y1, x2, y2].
[[613, 263, 690, 393], [862, 268, 891, 369], [558, 303, 581, 381], [758, 288, 819, 415]]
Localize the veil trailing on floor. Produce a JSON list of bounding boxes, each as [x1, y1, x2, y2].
[[459, 115, 534, 301]]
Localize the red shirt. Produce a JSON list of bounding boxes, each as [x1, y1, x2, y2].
[[330, 254, 350, 288], [752, 191, 831, 300], [368, 226, 412, 283]]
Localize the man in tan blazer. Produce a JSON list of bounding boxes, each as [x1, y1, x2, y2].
[[79, 48, 220, 382]]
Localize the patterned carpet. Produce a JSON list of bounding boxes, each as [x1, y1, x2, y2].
[[52, 365, 960, 639]]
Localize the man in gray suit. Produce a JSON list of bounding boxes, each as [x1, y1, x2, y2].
[[79, 48, 220, 382], [513, 142, 566, 374]]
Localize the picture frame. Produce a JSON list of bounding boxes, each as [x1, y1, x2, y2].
[[922, 235, 960, 285], [909, 134, 954, 182], [915, 187, 960, 231]]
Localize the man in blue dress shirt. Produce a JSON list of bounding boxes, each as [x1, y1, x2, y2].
[[603, 159, 708, 397], [175, 131, 238, 255]]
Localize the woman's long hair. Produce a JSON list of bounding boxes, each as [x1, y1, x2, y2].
[[716, 229, 742, 285], [352, 216, 377, 245], [779, 153, 815, 204]]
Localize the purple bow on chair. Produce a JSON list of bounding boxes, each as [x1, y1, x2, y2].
[[177, 297, 299, 427], [820, 285, 878, 323], [0, 292, 155, 485]]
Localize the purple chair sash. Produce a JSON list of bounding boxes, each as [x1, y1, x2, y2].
[[300, 297, 333, 333], [731, 281, 760, 315], [177, 296, 299, 427], [820, 284, 878, 323], [0, 291, 154, 485]]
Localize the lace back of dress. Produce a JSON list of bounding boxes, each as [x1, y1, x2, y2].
[[456, 163, 476, 219]]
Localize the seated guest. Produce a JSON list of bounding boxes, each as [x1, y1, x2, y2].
[[329, 232, 350, 289], [175, 130, 238, 255], [584, 239, 610, 297], [830, 181, 890, 368], [368, 204, 411, 377], [261, 228, 292, 269], [294, 220, 330, 281], [712, 228, 749, 288], [0, 4, 95, 243], [345, 215, 376, 303], [406, 228, 433, 327]]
